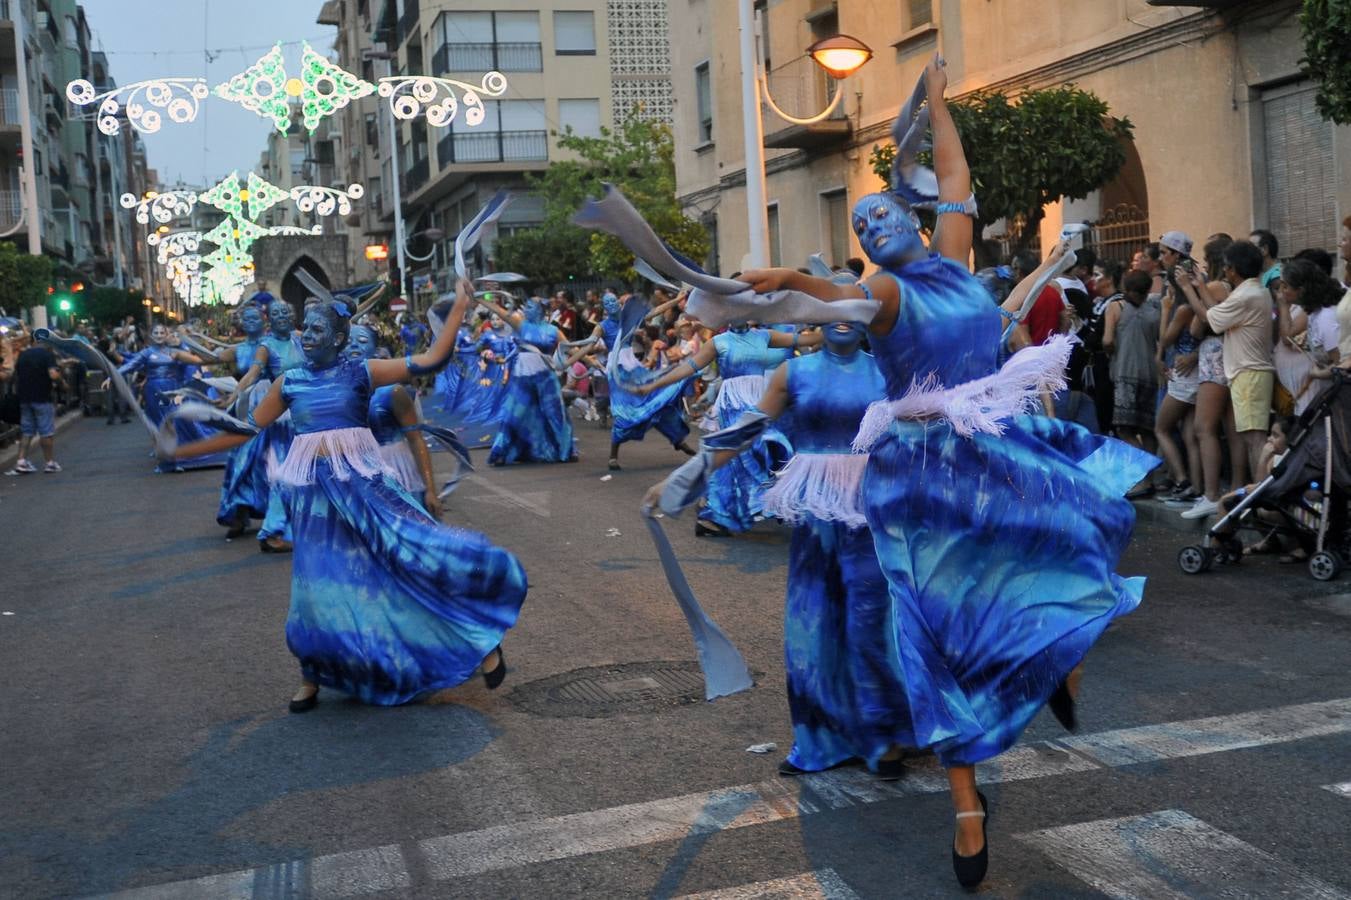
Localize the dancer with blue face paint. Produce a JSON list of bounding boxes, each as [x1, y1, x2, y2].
[[568, 290, 696, 470], [638, 320, 821, 536], [116, 323, 227, 472], [474, 293, 578, 465], [346, 323, 442, 517], [647, 320, 901, 779], [164, 281, 526, 712], [736, 56, 1156, 888], [211, 303, 273, 537]]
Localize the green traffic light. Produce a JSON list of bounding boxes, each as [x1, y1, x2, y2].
[[57, 298, 72, 311]]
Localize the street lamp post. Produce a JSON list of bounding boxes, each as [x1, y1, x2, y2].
[[736, 1, 872, 268]]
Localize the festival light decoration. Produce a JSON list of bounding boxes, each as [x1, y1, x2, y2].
[[212, 45, 292, 132], [198, 172, 245, 220], [121, 190, 197, 225], [148, 230, 202, 264], [291, 182, 364, 218], [67, 77, 209, 135], [297, 43, 375, 132], [376, 72, 508, 127], [245, 171, 290, 220], [213, 42, 374, 134], [267, 224, 324, 237], [202, 217, 267, 252]]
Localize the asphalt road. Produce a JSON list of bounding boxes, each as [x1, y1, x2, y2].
[[2, 413, 1350, 899]]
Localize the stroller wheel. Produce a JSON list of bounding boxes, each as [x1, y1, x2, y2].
[[1178, 545, 1211, 575], [1309, 551, 1342, 582]]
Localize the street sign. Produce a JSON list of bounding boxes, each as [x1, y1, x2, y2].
[[389, 297, 407, 312]]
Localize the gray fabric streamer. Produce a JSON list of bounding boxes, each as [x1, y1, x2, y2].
[[641, 512, 754, 701]]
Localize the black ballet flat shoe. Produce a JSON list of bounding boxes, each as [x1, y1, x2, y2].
[[951, 791, 989, 890], [874, 756, 907, 781], [288, 689, 319, 714], [777, 758, 809, 777], [608, 458, 621, 471], [482, 646, 507, 690], [694, 520, 730, 538], [260, 537, 293, 554], [1048, 681, 1078, 732]]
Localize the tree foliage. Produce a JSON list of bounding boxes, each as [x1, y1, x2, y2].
[[869, 85, 1132, 252], [0, 240, 53, 311], [1301, 0, 1351, 123], [81, 286, 146, 325], [494, 113, 709, 283]]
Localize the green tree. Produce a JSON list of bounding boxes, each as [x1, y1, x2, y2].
[[870, 85, 1132, 258], [0, 240, 53, 311], [82, 286, 146, 325], [1301, 0, 1351, 123], [494, 113, 709, 282]]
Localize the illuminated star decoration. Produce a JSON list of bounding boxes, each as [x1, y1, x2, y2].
[[245, 171, 290, 220], [198, 172, 245, 220], [202, 217, 267, 253], [214, 42, 374, 134]]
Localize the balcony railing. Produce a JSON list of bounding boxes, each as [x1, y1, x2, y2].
[[437, 129, 548, 165], [0, 0, 12, 22], [0, 88, 19, 126], [405, 155, 429, 192], [397, 0, 419, 43], [0, 189, 20, 227], [432, 42, 542, 74]]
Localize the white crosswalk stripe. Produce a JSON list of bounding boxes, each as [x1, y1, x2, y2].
[[1017, 809, 1350, 899], [1325, 782, 1351, 799], [90, 696, 1351, 899]]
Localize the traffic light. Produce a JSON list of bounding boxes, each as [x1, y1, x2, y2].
[[58, 297, 72, 312]]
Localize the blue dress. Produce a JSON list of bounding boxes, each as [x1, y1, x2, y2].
[[216, 337, 269, 526], [257, 333, 307, 543], [702, 328, 792, 531], [759, 348, 901, 773], [276, 358, 528, 705], [488, 322, 577, 465], [118, 347, 228, 471], [427, 328, 508, 448], [368, 384, 425, 498], [604, 316, 690, 449], [860, 255, 1155, 766]]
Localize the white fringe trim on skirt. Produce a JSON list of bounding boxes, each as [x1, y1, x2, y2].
[[853, 335, 1073, 452], [761, 452, 870, 529], [378, 440, 426, 493], [268, 427, 387, 486], [711, 373, 768, 421]]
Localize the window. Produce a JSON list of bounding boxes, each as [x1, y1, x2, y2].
[[435, 11, 541, 72], [1261, 81, 1336, 254], [554, 11, 596, 55], [694, 61, 713, 144], [822, 189, 849, 268], [702, 213, 719, 275], [767, 203, 781, 267], [904, 0, 934, 29], [289, 147, 306, 175], [558, 98, 601, 138]]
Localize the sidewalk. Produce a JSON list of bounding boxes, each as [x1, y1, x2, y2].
[[1, 407, 100, 472]]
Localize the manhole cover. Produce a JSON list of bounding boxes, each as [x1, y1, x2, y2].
[[510, 660, 716, 718]]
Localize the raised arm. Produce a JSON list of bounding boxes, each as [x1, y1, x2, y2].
[[633, 340, 717, 395], [646, 291, 685, 323], [368, 278, 473, 388], [168, 376, 287, 459], [767, 328, 823, 350], [564, 324, 605, 368], [1003, 239, 1072, 320], [474, 293, 523, 329], [925, 57, 973, 265]]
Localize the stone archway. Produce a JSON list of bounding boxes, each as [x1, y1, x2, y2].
[[280, 255, 331, 313]]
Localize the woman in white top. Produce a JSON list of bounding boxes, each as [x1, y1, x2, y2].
[[1279, 258, 1342, 413]]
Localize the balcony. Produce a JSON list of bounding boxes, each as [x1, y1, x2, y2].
[[0, 189, 20, 229], [405, 155, 429, 192], [432, 42, 543, 75], [436, 129, 548, 165], [0, 88, 20, 127], [761, 57, 850, 151], [398, 0, 419, 43]]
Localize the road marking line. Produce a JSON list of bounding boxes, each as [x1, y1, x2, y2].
[[463, 474, 551, 518], [1016, 809, 1350, 899], [673, 868, 860, 899], [1325, 782, 1351, 799], [90, 696, 1351, 899]]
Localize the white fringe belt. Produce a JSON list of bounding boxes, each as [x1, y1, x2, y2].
[[378, 440, 426, 493], [711, 373, 768, 419], [268, 426, 387, 486], [761, 452, 870, 528], [852, 335, 1073, 452]]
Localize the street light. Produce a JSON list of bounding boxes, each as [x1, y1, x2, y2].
[[737, 1, 873, 267]]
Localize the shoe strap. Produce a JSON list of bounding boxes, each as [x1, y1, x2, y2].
[[955, 811, 986, 820]]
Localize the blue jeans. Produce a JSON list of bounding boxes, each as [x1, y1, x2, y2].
[[19, 402, 55, 437]]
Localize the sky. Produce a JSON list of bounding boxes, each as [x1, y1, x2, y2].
[[86, 0, 336, 187]]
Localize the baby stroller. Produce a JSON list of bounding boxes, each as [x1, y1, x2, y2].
[[1178, 371, 1351, 582]]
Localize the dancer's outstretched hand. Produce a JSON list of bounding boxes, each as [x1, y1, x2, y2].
[[423, 488, 443, 519], [924, 53, 947, 99], [642, 479, 667, 514], [737, 269, 788, 293]]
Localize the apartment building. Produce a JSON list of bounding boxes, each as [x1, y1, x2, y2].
[[321, 0, 674, 294], [671, 0, 1351, 275], [0, 0, 152, 307]]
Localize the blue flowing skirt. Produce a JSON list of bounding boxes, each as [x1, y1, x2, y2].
[[215, 433, 269, 525], [144, 377, 228, 471], [784, 518, 909, 773], [610, 369, 690, 448], [257, 417, 295, 542], [284, 460, 528, 705], [863, 414, 1155, 766], [428, 357, 509, 449], [488, 368, 578, 465], [701, 382, 792, 532]]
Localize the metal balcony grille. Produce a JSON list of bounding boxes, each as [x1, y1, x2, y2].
[[436, 129, 548, 165], [432, 42, 542, 74]]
